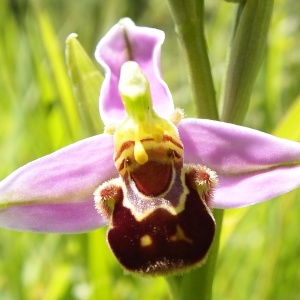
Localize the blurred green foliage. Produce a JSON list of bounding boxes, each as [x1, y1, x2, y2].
[[0, 0, 300, 299]]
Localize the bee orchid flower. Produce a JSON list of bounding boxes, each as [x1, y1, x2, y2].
[[1, 18, 300, 276]]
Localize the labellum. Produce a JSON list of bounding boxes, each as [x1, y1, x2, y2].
[[94, 61, 218, 276]]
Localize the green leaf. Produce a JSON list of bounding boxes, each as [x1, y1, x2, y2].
[[65, 33, 104, 135], [34, 5, 81, 139], [221, 0, 274, 124]]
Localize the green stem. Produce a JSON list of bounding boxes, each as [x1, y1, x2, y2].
[[167, 1, 222, 299], [167, 0, 218, 120]]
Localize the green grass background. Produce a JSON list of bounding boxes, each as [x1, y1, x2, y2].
[[1, 1, 300, 299]]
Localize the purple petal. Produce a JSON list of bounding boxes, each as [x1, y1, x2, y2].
[[0, 134, 117, 233], [95, 18, 174, 125], [178, 119, 300, 209]]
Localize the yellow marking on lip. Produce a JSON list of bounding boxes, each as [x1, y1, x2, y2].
[[170, 225, 193, 244], [140, 234, 153, 247], [114, 137, 183, 177]]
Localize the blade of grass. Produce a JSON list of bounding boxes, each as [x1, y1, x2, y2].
[[33, 3, 80, 140]]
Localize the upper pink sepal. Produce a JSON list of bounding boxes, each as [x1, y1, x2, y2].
[[95, 18, 174, 125]]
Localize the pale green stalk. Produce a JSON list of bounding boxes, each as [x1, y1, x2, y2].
[[167, 0, 218, 120], [166, 1, 221, 299]]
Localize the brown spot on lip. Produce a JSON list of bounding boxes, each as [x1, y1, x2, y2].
[[131, 161, 172, 196]]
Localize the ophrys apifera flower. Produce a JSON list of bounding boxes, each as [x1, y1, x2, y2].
[[1, 18, 300, 276]]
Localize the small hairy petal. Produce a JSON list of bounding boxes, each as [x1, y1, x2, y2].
[[179, 119, 300, 208], [0, 134, 117, 233], [95, 18, 174, 125]]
